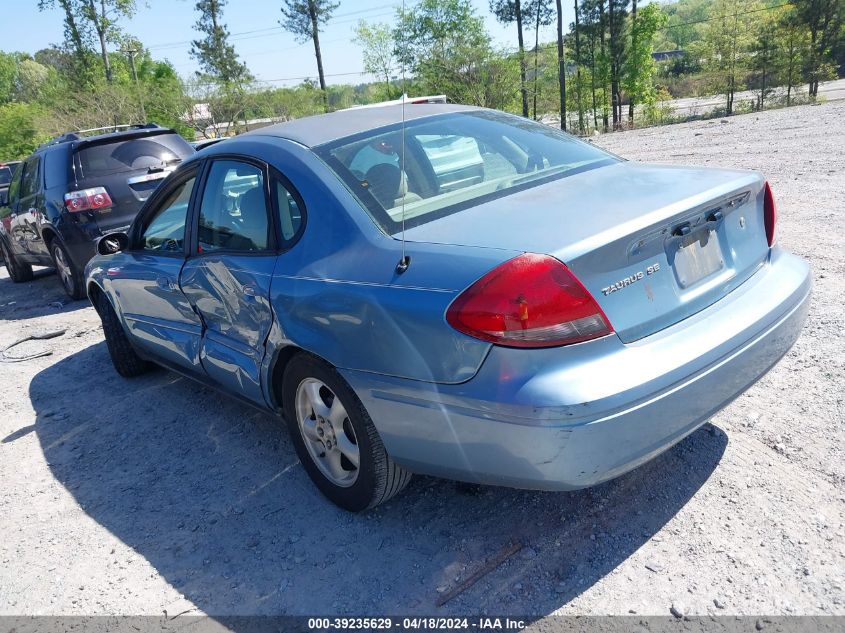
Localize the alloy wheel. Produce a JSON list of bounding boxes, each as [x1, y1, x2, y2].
[[53, 245, 73, 292], [294, 377, 360, 487]]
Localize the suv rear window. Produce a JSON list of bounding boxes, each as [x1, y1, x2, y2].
[[76, 133, 193, 179]]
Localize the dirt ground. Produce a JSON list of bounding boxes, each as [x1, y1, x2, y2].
[[0, 101, 843, 620]]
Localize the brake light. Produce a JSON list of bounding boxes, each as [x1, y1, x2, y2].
[[64, 187, 113, 212], [762, 181, 776, 247], [446, 253, 613, 348]]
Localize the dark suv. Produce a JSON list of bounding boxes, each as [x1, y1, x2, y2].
[[0, 125, 194, 298]]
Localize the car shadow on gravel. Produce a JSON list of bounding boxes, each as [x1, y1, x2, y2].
[[0, 268, 88, 321], [31, 341, 727, 618]]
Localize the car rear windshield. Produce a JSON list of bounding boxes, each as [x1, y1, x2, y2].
[[0, 166, 11, 186], [76, 132, 194, 179], [315, 110, 618, 234]]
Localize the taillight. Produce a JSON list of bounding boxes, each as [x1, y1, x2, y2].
[[763, 181, 776, 247], [64, 187, 113, 212], [446, 253, 613, 348]]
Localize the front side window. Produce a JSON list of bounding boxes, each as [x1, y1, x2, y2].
[[317, 110, 617, 234], [141, 175, 196, 252], [198, 161, 269, 252]]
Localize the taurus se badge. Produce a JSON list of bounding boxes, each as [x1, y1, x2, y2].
[[602, 263, 660, 296]]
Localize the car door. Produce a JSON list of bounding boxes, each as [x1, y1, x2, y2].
[[12, 155, 44, 257], [179, 158, 282, 406], [111, 165, 205, 374]]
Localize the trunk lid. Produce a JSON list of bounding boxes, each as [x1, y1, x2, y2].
[[402, 162, 771, 342]]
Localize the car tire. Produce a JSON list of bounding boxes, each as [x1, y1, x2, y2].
[[0, 238, 34, 283], [50, 240, 85, 300], [96, 291, 153, 378], [282, 353, 411, 511]]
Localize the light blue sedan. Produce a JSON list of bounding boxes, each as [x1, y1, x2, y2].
[[85, 104, 811, 511]]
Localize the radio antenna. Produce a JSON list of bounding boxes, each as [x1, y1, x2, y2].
[[395, 0, 410, 274]]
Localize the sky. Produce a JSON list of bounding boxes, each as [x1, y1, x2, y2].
[[1, 0, 575, 88]]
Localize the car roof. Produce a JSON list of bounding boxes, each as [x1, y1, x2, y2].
[[244, 103, 480, 148]]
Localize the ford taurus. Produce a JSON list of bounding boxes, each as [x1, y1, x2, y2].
[[85, 104, 811, 511]]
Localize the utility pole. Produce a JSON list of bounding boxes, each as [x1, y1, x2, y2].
[[121, 47, 147, 122]]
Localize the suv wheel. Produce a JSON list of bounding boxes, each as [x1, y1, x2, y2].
[[50, 240, 85, 300], [282, 354, 412, 511], [0, 238, 34, 283], [96, 291, 152, 378]]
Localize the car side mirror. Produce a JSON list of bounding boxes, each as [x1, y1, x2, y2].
[[97, 232, 129, 256]]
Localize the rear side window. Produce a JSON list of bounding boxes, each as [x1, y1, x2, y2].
[[198, 161, 269, 252], [0, 167, 11, 187], [19, 156, 41, 198], [275, 180, 302, 241], [44, 148, 70, 189], [76, 133, 193, 179]]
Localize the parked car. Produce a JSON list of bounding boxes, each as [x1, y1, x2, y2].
[[0, 161, 22, 207], [85, 104, 810, 511], [0, 124, 195, 298]]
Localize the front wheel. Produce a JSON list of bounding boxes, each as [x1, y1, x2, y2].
[[50, 240, 85, 300], [96, 291, 152, 378], [282, 354, 411, 511]]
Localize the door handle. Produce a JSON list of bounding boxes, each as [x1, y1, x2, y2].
[[156, 277, 178, 292]]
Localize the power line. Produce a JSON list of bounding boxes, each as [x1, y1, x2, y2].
[[148, 4, 398, 51]]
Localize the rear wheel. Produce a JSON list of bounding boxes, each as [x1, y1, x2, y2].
[[282, 354, 411, 511], [0, 238, 34, 283], [50, 240, 85, 300], [96, 291, 152, 378]]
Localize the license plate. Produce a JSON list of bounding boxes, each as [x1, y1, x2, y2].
[[673, 230, 724, 288]]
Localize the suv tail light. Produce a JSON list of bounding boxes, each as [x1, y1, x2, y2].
[[763, 181, 776, 247], [446, 253, 613, 348], [64, 187, 113, 212]]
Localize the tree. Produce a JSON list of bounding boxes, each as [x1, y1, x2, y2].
[[751, 6, 782, 110], [527, 0, 555, 118], [396, 0, 516, 109], [607, 0, 629, 128], [623, 3, 666, 125], [700, 0, 762, 115], [572, 0, 586, 133], [280, 0, 340, 112], [793, 0, 844, 97], [490, 0, 530, 116], [777, 8, 812, 106], [78, 0, 137, 84], [555, 0, 566, 129], [190, 0, 251, 84], [353, 21, 396, 100], [37, 0, 95, 85], [0, 103, 48, 159]]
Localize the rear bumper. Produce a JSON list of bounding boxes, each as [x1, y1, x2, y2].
[[342, 248, 811, 490]]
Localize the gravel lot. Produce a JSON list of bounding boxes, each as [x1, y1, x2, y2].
[[0, 101, 843, 620]]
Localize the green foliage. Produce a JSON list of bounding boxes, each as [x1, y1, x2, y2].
[[396, 0, 516, 107], [623, 4, 667, 110], [0, 103, 49, 159], [354, 21, 397, 100], [190, 0, 252, 84], [280, 0, 339, 42]]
